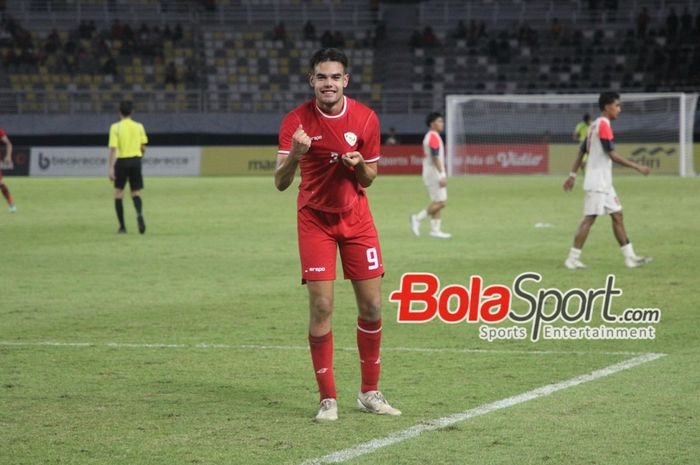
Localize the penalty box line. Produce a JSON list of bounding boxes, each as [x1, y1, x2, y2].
[[0, 340, 647, 356], [300, 352, 666, 465]]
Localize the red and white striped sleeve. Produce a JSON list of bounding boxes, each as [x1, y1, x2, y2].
[[598, 119, 613, 140]]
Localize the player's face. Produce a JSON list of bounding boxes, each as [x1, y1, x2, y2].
[[432, 117, 445, 132], [606, 99, 621, 120], [310, 61, 348, 113]]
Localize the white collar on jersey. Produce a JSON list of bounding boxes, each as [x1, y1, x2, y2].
[[315, 96, 347, 119]]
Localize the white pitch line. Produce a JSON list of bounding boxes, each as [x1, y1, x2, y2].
[[0, 340, 645, 356], [300, 352, 666, 465]]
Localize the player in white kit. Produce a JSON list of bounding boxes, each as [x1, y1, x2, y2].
[[563, 92, 652, 269], [410, 112, 451, 239]]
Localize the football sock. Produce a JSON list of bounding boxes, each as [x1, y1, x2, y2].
[[568, 247, 582, 260], [357, 318, 382, 393], [115, 199, 125, 228], [620, 243, 635, 259], [415, 209, 428, 221], [430, 218, 442, 232], [132, 195, 143, 215], [309, 332, 336, 400], [0, 184, 13, 205]]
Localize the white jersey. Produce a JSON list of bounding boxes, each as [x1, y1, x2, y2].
[[422, 129, 446, 183], [583, 116, 614, 193]]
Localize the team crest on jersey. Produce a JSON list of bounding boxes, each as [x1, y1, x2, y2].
[[344, 132, 357, 146]]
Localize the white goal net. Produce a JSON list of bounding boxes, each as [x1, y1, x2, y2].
[[445, 93, 698, 177]]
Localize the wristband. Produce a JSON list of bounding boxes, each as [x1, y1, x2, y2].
[[568, 172, 577, 178]]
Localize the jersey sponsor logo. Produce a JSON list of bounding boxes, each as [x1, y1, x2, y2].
[[344, 132, 357, 146], [306, 267, 327, 272], [311, 135, 323, 141], [329, 152, 340, 164]]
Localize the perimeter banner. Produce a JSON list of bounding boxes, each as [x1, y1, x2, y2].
[[0, 145, 30, 176], [200, 146, 277, 176], [378, 145, 423, 175], [452, 144, 549, 174], [29, 147, 201, 176], [549, 143, 680, 175]]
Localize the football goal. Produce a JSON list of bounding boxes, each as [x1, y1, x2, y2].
[[445, 93, 698, 177]]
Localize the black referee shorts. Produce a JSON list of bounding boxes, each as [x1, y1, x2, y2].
[[114, 157, 144, 191]]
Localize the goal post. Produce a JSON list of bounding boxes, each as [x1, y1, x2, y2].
[[445, 93, 698, 177]]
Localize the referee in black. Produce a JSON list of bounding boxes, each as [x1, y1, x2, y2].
[[108, 101, 148, 234]]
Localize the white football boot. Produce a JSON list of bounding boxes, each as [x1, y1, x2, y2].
[[410, 215, 421, 236], [564, 258, 587, 269], [357, 391, 401, 416], [625, 256, 652, 268], [429, 230, 451, 239], [314, 398, 338, 422]]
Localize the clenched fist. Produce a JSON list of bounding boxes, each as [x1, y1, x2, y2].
[[292, 125, 311, 158], [341, 151, 363, 168]]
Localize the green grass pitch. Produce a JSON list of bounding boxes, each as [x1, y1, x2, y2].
[[1, 175, 698, 465]]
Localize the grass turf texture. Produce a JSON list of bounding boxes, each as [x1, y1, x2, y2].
[[1, 175, 698, 465]]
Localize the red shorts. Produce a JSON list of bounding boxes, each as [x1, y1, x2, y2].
[[297, 193, 384, 283]]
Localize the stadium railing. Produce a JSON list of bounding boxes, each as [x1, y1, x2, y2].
[[0, 89, 437, 114], [7, 0, 375, 29], [418, 0, 696, 30]]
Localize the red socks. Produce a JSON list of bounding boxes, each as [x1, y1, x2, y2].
[[308, 332, 336, 400], [357, 318, 382, 393], [0, 184, 12, 205], [309, 319, 383, 400]]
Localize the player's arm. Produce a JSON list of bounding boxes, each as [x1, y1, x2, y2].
[[342, 152, 376, 187], [563, 141, 586, 192], [430, 146, 447, 187], [108, 124, 118, 181], [1, 135, 12, 163], [598, 120, 649, 175], [275, 125, 310, 191], [140, 125, 148, 156], [108, 147, 117, 181], [604, 140, 650, 175]]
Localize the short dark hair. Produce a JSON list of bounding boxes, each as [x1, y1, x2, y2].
[[309, 48, 348, 72], [583, 113, 590, 122], [119, 100, 133, 116], [426, 111, 443, 127], [598, 92, 620, 111]]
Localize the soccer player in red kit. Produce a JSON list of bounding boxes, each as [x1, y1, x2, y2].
[[274, 48, 401, 421], [0, 128, 17, 213]]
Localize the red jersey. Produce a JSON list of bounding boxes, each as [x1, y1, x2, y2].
[[0, 128, 6, 138], [278, 96, 381, 213]]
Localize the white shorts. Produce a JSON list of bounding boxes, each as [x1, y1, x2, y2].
[[583, 188, 622, 216], [425, 180, 447, 202]]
